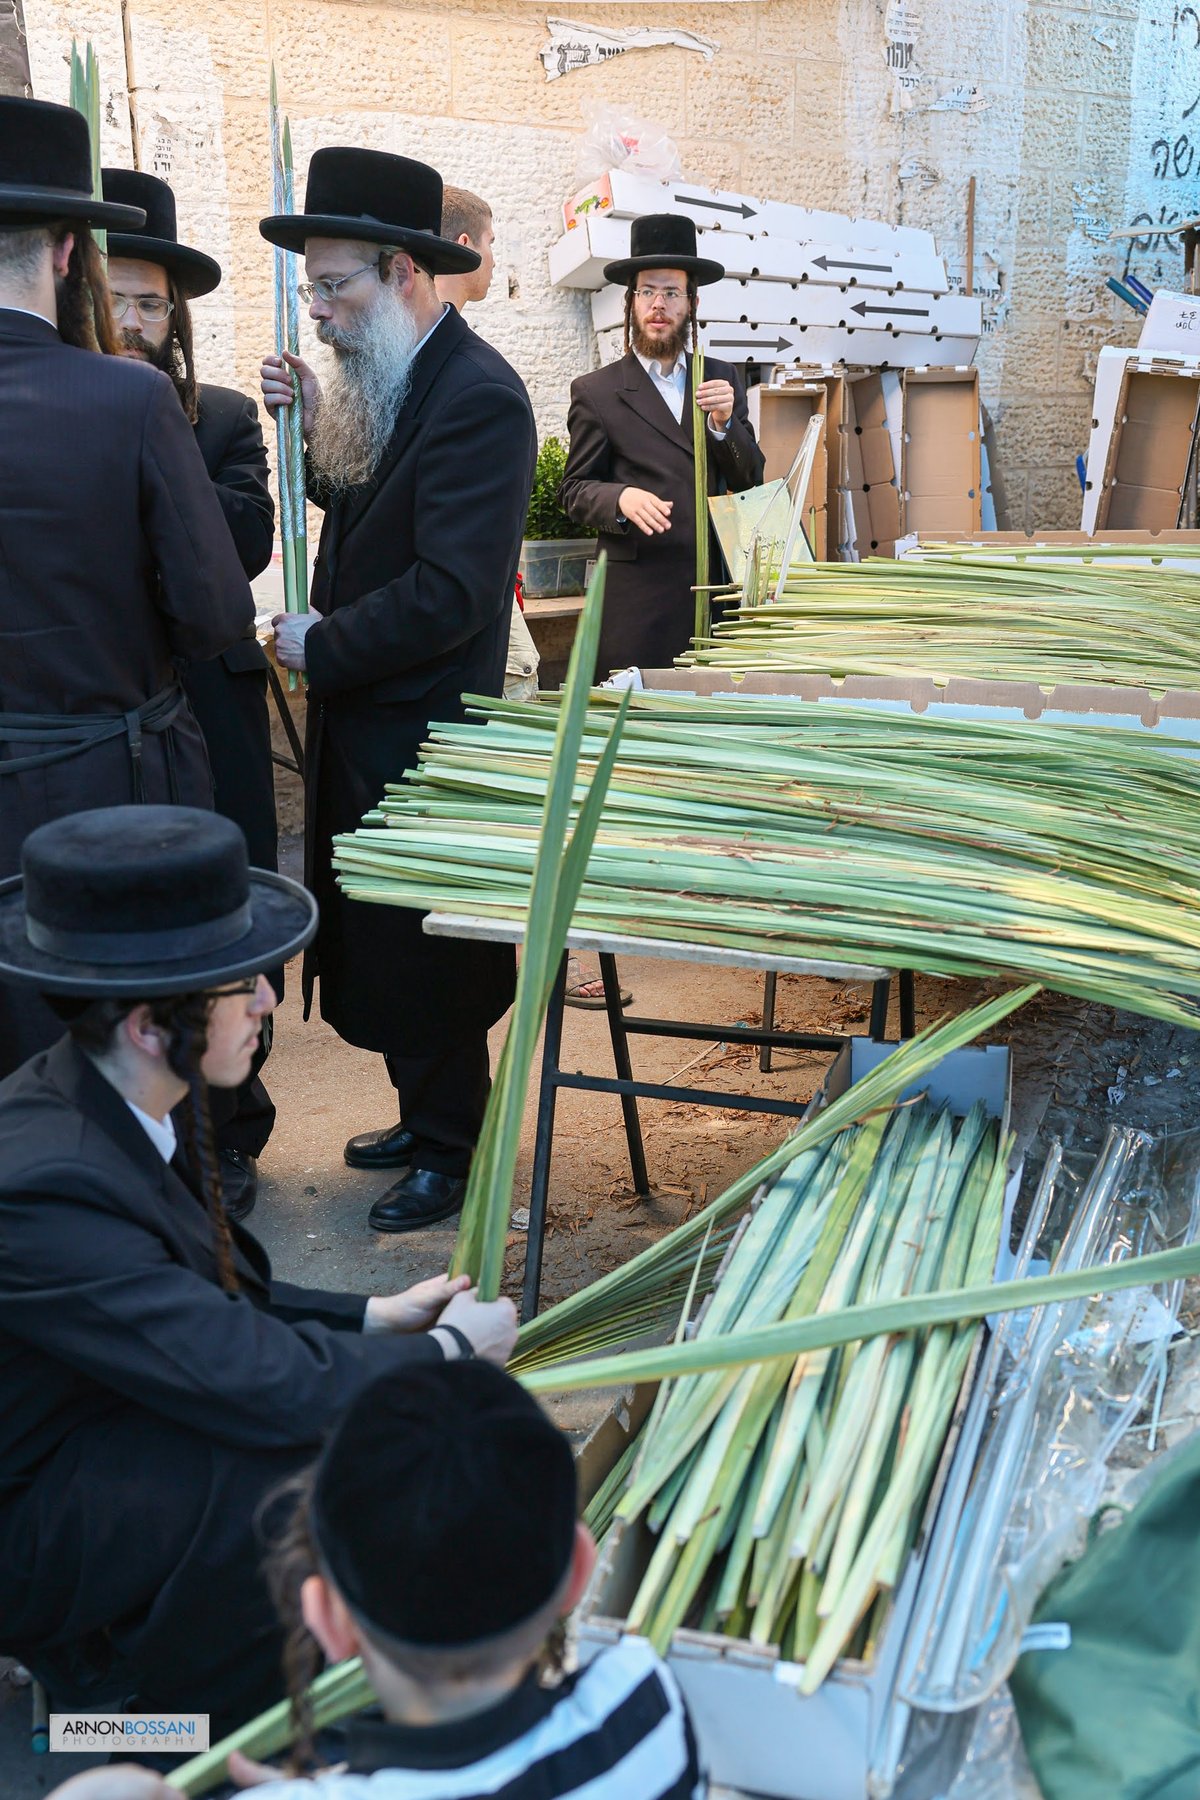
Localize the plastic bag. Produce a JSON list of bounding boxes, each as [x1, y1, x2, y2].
[[573, 103, 682, 187]]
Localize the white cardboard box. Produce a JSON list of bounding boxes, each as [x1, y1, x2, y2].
[[589, 280, 979, 338], [1081, 345, 1200, 533], [593, 322, 978, 372], [577, 1038, 1014, 1800], [1137, 289, 1200, 357]]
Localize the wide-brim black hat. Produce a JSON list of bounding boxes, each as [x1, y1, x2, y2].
[[603, 211, 724, 288], [102, 167, 221, 297], [260, 146, 480, 276], [0, 806, 317, 997], [0, 97, 145, 231]]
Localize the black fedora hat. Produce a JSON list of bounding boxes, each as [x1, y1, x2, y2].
[[102, 168, 221, 297], [259, 146, 480, 276], [0, 806, 317, 998], [603, 212, 724, 288], [0, 97, 145, 231]]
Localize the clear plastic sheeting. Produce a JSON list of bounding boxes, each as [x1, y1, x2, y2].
[[572, 103, 683, 187], [888, 1123, 1200, 1800]]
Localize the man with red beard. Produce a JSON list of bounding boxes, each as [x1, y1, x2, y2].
[[560, 214, 764, 677], [259, 149, 535, 1235], [102, 167, 278, 1222]]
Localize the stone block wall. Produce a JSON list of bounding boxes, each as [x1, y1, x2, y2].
[[21, 0, 1199, 530]]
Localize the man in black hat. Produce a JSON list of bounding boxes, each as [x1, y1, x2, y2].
[[560, 213, 764, 677], [0, 804, 517, 1733], [102, 166, 279, 1219], [0, 98, 253, 1078], [259, 147, 536, 1235]]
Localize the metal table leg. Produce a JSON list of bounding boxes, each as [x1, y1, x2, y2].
[[599, 952, 651, 1198], [521, 951, 568, 1323], [760, 970, 778, 1074], [869, 975, 891, 1040], [899, 969, 916, 1039]]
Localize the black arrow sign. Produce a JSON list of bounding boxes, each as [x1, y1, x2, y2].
[[852, 299, 929, 318], [675, 193, 757, 220], [813, 254, 892, 274], [708, 336, 793, 353]]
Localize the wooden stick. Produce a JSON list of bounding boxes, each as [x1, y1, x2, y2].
[[965, 176, 976, 298]]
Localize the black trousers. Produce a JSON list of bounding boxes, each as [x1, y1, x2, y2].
[[384, 1031, 491, 1177]]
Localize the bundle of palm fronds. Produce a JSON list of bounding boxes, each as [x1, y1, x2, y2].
[[680, 553, 1200, 689], [333, 691, 1200, 1028]]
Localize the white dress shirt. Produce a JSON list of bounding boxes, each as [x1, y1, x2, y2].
[[635, 349, 727, 438], [126, 1100, 178, 1163]]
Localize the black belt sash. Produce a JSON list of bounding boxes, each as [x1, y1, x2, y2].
[[0, 684, 186, 802]]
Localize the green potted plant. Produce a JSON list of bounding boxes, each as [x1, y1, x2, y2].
[[520, 436, 597, 600]]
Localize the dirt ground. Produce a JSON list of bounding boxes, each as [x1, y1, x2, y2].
[[4, 838, 1198, 1796]]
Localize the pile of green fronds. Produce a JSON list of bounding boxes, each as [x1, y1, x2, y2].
[[333, 691, 1200, 1028], [679, 553, 1200, 689]]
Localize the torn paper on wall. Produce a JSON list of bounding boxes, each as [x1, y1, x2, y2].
[[540, 18, 718, 81], [924, 83, 994, 114], [884, 0, 924, 112]]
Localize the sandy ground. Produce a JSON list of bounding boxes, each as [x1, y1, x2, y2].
[[4, 856, 1198, 1794]]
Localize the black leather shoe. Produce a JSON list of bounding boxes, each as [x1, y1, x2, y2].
[[344, 1121, 417, 1170], [219, 1148, 258, 1222], [368, 1167, 467, 1234]]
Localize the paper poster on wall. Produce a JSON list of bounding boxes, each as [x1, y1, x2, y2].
[[540, 17, 718, 80]]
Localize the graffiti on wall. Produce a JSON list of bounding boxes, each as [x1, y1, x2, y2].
[[1122, 4, 1200, 283]]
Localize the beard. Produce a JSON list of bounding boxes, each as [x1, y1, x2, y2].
[[631, 314, 691, 364], [119, 326, 176, 374], [307, 288, 424, 492]]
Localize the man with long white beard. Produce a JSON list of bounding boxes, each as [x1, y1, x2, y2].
[[260, 149, 536, 1234]]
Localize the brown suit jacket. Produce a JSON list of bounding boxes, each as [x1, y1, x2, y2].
[[560, 352, 764, 675]]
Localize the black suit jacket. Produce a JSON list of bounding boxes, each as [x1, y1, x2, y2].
[[0, 312, 254, 1075], [0, 1037, 441, 1700], [183, 383, 278, 870], [302, 305, 537, 1054], [560, 352, 764, 674]]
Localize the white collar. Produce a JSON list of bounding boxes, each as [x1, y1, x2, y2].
[[636, 349, 686, 382], [413, 303, 450, 357], [126, 1099, 178, 1164], [0, 303, 57, 329]]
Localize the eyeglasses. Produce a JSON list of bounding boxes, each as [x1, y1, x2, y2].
[[110, 294, 174, 323], [297, 263, 379, 305], [206, 977, 263, 1000], [634, 287, 686, 303]]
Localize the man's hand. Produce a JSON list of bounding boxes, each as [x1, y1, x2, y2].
[[260, 349, 320, 438], [436, 1286, 518, 1365], [695, 377, 735, 431], [228, 1748, 290, 1787], [271, 605, 321, 672], [364, 1272, 471, 1334], [618, 487, 673, 536], [47, 1770, 173, 1800]]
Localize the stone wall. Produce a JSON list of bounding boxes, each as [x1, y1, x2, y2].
[[21, 0, 1199, 529]]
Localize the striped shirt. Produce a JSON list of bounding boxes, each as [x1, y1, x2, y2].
[[258, 1639, 704, 1800]]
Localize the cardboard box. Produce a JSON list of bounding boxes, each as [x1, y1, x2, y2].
[[577, 1038, 1014, 1800], [842, 371, 903, 555], [635, 666, 1200, 741], [747, 380, 832, 559], [898, 528, 1200, 573], [900, 369, 982, 538], [1081, 346, 1200, 532], [1138, 288, 1200, 357]]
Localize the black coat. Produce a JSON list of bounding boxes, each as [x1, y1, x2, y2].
[[0, 313, 253, 1074], [181, 382, 278, 874], [303, 305, 536, 1055], [560, 352, 764, 675], [0, 1037, 443, 1718]]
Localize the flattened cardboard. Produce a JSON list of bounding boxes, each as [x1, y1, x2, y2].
[[843, 372, 902, 555], [901, 368, 982, 537], [747, 382, 830, 557]]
